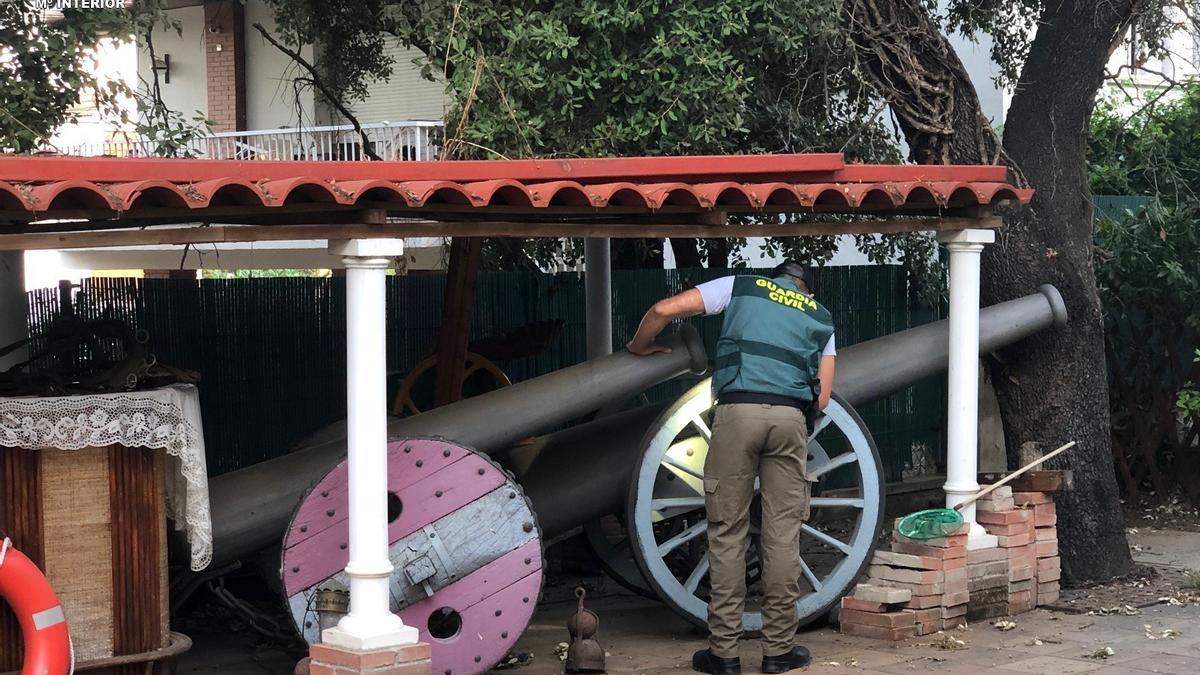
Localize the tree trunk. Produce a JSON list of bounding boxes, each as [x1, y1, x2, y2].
[[846, 0, 1136, 582], [845, 0, 1015, 169], [991, 0, 1137, 583]]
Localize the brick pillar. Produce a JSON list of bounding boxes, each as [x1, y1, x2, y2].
[[307, 643, 431, 675], [204, 0, 246, 131]]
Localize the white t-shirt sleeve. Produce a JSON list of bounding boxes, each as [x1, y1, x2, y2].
[[695, 276, 736, 315], [823, 333, 836, 356]]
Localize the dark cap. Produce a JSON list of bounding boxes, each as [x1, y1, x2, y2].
[[771, 260, 817, 292]]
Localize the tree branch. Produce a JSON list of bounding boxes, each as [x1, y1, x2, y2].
[[251, 22, 382, 161]]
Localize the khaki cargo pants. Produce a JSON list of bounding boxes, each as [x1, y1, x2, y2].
[[704, 402, 810, 658]]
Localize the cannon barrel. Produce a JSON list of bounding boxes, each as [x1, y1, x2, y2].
[[207, 327, 707, 567], [835, 284, 1068, 406], [500, 403, 668, 540], [504, 285, 1069, 533], [209, 286, 1067, 567]]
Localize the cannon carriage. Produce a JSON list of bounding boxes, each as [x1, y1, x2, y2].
[[202, 285, 1066, 673]]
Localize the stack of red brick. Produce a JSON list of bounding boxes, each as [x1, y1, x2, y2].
[[839, 485, 1063, 641], [839, 523, 970, 639], [1017, 491, 1061, 605]]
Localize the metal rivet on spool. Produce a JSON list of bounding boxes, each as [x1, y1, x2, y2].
[[299, 525, 307, 533], [321, 491, 329, 498], [524, 557, 531, 565], [523, 597, 529, 603], [339, 543, 346, 550], [416, 459, 424, 468], [501, 631, 508, 639], [326, 509, 335, 517], [477, 468, 485, 475], [495, 609, 502, 616], [404, 446, 412, 453], [435, 490, 443, 498], [443, 449, 451, 457], [429, 532, 437, 538], [305, 621, 312, 628], [508, 491, 515, 499], [475, 656, 481, 663], [523, 522, 533, 532], [292, 566, 299, 573]]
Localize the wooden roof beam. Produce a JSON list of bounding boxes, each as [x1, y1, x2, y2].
[[0, 215, 1001, 251]]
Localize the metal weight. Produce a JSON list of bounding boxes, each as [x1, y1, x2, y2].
[[565, 587, 605, 673], [313, 588, 348, 633]]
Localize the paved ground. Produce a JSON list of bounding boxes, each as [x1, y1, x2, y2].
[[176, 527, 1200, 675], [177, 596, 1200, 674], [506, 596, 1200, 675], [1129, 528, 1200, 571]]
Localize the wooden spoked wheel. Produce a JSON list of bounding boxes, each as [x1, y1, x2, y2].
[[392, 352, 512, 417]]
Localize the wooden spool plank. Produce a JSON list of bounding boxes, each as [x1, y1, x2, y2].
[[282, 452, 507, 596], [282, 439, 543, 675], [285, 485, 541, 641], [283, 438, 473, 547], [398, 544, 543, 675]]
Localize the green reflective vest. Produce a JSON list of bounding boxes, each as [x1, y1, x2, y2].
[[712, 275, 834, 403]]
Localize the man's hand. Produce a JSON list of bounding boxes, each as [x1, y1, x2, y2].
[[626, 289, 706, 358], [627, 340, 672, 356]]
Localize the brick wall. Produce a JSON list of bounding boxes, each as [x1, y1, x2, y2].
[[204, 0, 246, 131]]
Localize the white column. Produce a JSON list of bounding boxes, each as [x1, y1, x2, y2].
[[938, 229, 998, 550], [584, 238, 612, 359], [323, 239, 419, 650], [0, 252, 28, 370]]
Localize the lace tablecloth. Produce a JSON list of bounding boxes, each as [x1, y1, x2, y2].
[[0, 384, 212, 571]]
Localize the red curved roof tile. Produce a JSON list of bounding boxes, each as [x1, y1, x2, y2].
[[0, 154, 1030, 229], [106, 179, 192, 210]]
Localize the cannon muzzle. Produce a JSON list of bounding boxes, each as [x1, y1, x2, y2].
[[834, 284, 1067, 405]]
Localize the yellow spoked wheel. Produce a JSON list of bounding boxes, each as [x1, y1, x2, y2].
[[392, 352, 512, 416]]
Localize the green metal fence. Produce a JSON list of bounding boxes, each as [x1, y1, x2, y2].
[[1093, 194, 1151, 220], [26, 266, 945, 478]]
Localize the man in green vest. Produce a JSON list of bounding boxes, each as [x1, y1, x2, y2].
[[628, 261, 835, 675]]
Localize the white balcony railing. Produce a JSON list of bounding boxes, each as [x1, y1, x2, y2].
[[59, 121, 442, 162]]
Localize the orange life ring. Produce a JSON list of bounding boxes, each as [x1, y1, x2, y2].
[[0, 537, 73, 675]]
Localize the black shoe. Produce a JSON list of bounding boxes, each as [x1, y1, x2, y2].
[[761, 645, 811, 673], [691, 648, 741, 674]]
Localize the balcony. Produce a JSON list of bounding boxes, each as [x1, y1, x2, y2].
[[59, 121, 442, 161]]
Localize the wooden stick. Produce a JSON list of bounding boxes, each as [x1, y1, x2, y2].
[[954, 441, 1077, 511]]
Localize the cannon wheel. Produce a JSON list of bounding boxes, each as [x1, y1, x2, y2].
[[627, 380, 884, 630], [392, 352, 511, 417]]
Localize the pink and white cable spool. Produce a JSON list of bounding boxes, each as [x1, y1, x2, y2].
[[280, 437, 543, 674]]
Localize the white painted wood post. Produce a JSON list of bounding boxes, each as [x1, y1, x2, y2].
[[938, 229, 999, 551], [0, 252, 27, 370], [323, 239, 419, 650]]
